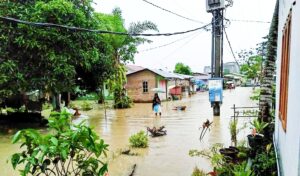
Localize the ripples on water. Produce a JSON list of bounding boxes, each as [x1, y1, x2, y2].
[[0, 87, 256, 176]]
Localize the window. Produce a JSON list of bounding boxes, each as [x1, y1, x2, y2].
[[279, 13, 292, 131], [143, 81, 148, 93]]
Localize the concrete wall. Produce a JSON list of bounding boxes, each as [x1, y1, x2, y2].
[[126, 70, 167, 102], [275, 1, 300, 175]]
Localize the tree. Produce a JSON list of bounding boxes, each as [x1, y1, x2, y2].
[[0, 1, 158, 110], [259, 1, 278, 141], [0, 1, 134, 110], [174, 62, 193, 75], [102, 8, 158, 108], [239, 55, 262, 82]]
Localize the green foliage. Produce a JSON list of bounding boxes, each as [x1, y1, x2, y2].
[[232, 162, 253, 176], [10, 110, 109, 176], [229, 118, 247, 146], [252, 145, 277, 176], [191, 167, 206, 176], [174, 62, 193, 75], [114, 94, 133, 109], [81, 101, 93, 111], [238, 48, 263, 82], [129, 131, 148, 148], [42, 103, 52, 110], [229, 119, 238, 146], [189, 143, 225, 168], [108, 65, 133, 109], [0, 0, 157, 106], [250, 118, 269, 134], [190, 143, 251, 176], [77, 92, 100, 101], [250, 88, 261, 101]]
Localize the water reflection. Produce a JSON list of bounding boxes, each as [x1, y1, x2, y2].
[[0, 87, 257, 176]]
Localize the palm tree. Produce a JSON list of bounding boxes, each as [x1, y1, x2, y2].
[[259, 0, 278, 140], [107, 8, 158, 108]]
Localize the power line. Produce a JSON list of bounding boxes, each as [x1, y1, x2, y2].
[[230, 19, 271, 24], [160, 29, 203, 62], [139, 30, 202, 52], [141, 0, 205, 24], [223, 26, 240, 67], [0, 16, 211, 37]]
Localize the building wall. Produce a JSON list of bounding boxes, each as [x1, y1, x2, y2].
[[275, 1, 300, 175], [126, 70, 167, 102], [223, 62, 240, 74]]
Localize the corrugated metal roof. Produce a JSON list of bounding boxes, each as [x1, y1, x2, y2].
[[150, 69, 183, 79], [126, 65, 183, 79], [126, 65, 145, 75], [174, 73, 194, 79]]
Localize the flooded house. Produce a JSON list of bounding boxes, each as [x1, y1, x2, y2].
[[125, 65, 184, 102], [274, 0, 300, 175]]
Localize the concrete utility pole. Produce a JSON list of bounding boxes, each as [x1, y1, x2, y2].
[[211, 10, 224, 78], [206, 0, 225, 116]]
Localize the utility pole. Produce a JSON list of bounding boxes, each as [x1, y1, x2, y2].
[[206, 0, 225, 116], [211, 10, 223, 78]]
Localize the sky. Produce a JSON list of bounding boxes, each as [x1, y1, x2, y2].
[[94, 0, 276, 73]]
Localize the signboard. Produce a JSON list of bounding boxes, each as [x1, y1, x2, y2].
[[208, 78, 223, 103], [208, 79, 223, 90]]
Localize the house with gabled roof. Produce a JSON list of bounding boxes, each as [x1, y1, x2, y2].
[[125, 65, 186, 102]]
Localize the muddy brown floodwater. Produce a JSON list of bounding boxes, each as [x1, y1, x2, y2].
[[0, 87, 257, 176]]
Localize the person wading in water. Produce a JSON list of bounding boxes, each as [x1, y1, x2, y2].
[[152, 93, 162, 117]]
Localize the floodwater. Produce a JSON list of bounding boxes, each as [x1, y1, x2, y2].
[[0, 87, 257, 176]]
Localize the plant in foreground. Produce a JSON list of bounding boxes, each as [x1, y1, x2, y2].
[[129, 131, 148, 148], [11, 110, 109, 176], [250, 118, 269, 134], [232, 161, 253, 176], [191, 166, 206, 176], [252, 144, 277, 176]]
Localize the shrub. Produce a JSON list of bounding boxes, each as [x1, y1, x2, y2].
[[114, 95, 133, 109], [250, 118, 269, 134], [129, 131, 148, 148], [252, 144, 277, 175], [232, 161, 253, 176], [11, 110, 109, 176], [81, 101, 93, 111], [191, 167, 206, 176]]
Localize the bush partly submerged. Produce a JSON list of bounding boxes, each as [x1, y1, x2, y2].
[[129, 131, 148, 148]]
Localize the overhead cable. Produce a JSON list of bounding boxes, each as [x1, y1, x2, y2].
[[0, 16, 211, 37], [223, 26, 240, 67], [140, 30, 202, 52], [141, 0, 205, 24], [230, 19, 271, 24], [160, 30, 203, 61]]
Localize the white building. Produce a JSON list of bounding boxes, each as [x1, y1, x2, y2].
[[223, 62, 240, 74], [274, 0, 300, 175]]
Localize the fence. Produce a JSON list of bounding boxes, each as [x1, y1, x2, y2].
[[231, 104, 259, 121]]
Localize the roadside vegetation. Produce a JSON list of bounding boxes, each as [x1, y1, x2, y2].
[[11, 110, 109, 176]]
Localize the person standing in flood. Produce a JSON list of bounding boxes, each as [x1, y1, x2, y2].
[[152, 93, 162, 116]]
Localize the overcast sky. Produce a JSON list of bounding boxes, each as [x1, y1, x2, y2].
[[94, 0, 276, 72]]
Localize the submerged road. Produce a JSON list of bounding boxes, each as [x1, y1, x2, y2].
[[0, 87, 257, 176]]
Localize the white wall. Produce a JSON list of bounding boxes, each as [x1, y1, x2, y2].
[[275, 1, 300, 175]]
